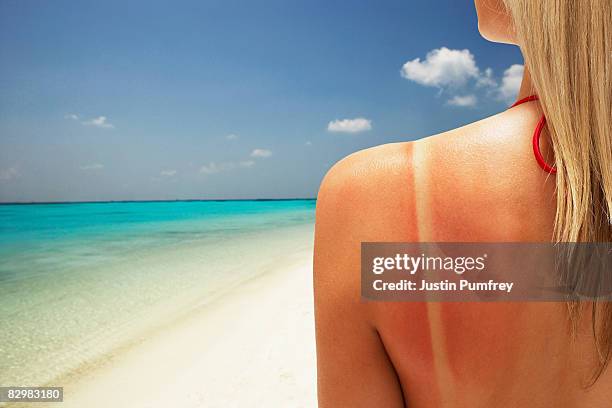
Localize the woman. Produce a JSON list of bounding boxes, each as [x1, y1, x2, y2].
[[313, 1, 611, 407]]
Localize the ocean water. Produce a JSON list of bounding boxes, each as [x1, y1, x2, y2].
[[0, 200, 315, 387]]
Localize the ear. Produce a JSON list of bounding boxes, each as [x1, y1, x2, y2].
[[475, 0, 517, 45]]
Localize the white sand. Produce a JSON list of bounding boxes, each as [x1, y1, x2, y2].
[[54, 258, 317, 408]]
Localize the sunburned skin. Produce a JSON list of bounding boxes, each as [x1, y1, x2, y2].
[[313, 99, 612, 407]]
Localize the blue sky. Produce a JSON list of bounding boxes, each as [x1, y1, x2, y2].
[[0, 0, 524, 202]]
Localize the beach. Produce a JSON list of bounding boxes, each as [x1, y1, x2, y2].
[[0, 200, 317, 407], [57, 255, 316, 408]]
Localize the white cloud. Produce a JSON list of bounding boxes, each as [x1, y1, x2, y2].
[[400, 47, 525, 108], [80, 163, 104, 170], [200, 162, 233, 174], [0, 167, 18, 181], [239, 160, 255, 168], [401, 47, 479, 88], [447, 94, 477, 107], [83, 116, 114, 129], [327, 117, 372, 133], [200, 162, 222, 175], [477, 68, 497, 88], [250, 148, 272, 158], [200, 160, 255, 175], [226, 133, 238, 140], [65, 113, 115, 128], [305, 141, 312, 146], [498, 64, 524, 103], [160, 169, 177, 177]]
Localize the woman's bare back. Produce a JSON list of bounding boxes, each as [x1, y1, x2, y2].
[[313, 101, 612, 407]]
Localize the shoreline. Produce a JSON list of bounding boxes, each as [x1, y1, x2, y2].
[[22, 253, 316, 408], [0, 198, 317, 206], [1, 219, 315, 389]]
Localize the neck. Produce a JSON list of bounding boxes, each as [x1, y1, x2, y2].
[[517, 65, 536, 100]]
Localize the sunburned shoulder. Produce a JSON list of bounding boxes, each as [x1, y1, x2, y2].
[[317, 142, 414, 205], [316, 106, 540, 208], [313, 117, 503, 244], [315, 142, 419, 243], [429, 108, 556, 241], [315, 106, 556, 243], [314, 110, 521, 224]]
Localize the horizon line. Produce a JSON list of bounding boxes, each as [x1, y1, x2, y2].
[[0, 197, 317, 206]]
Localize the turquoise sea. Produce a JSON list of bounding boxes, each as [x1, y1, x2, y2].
[[0, 200, 315, 387]]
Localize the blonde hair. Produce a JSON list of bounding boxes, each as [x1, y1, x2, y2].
[[503, 0, 612, 382]]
